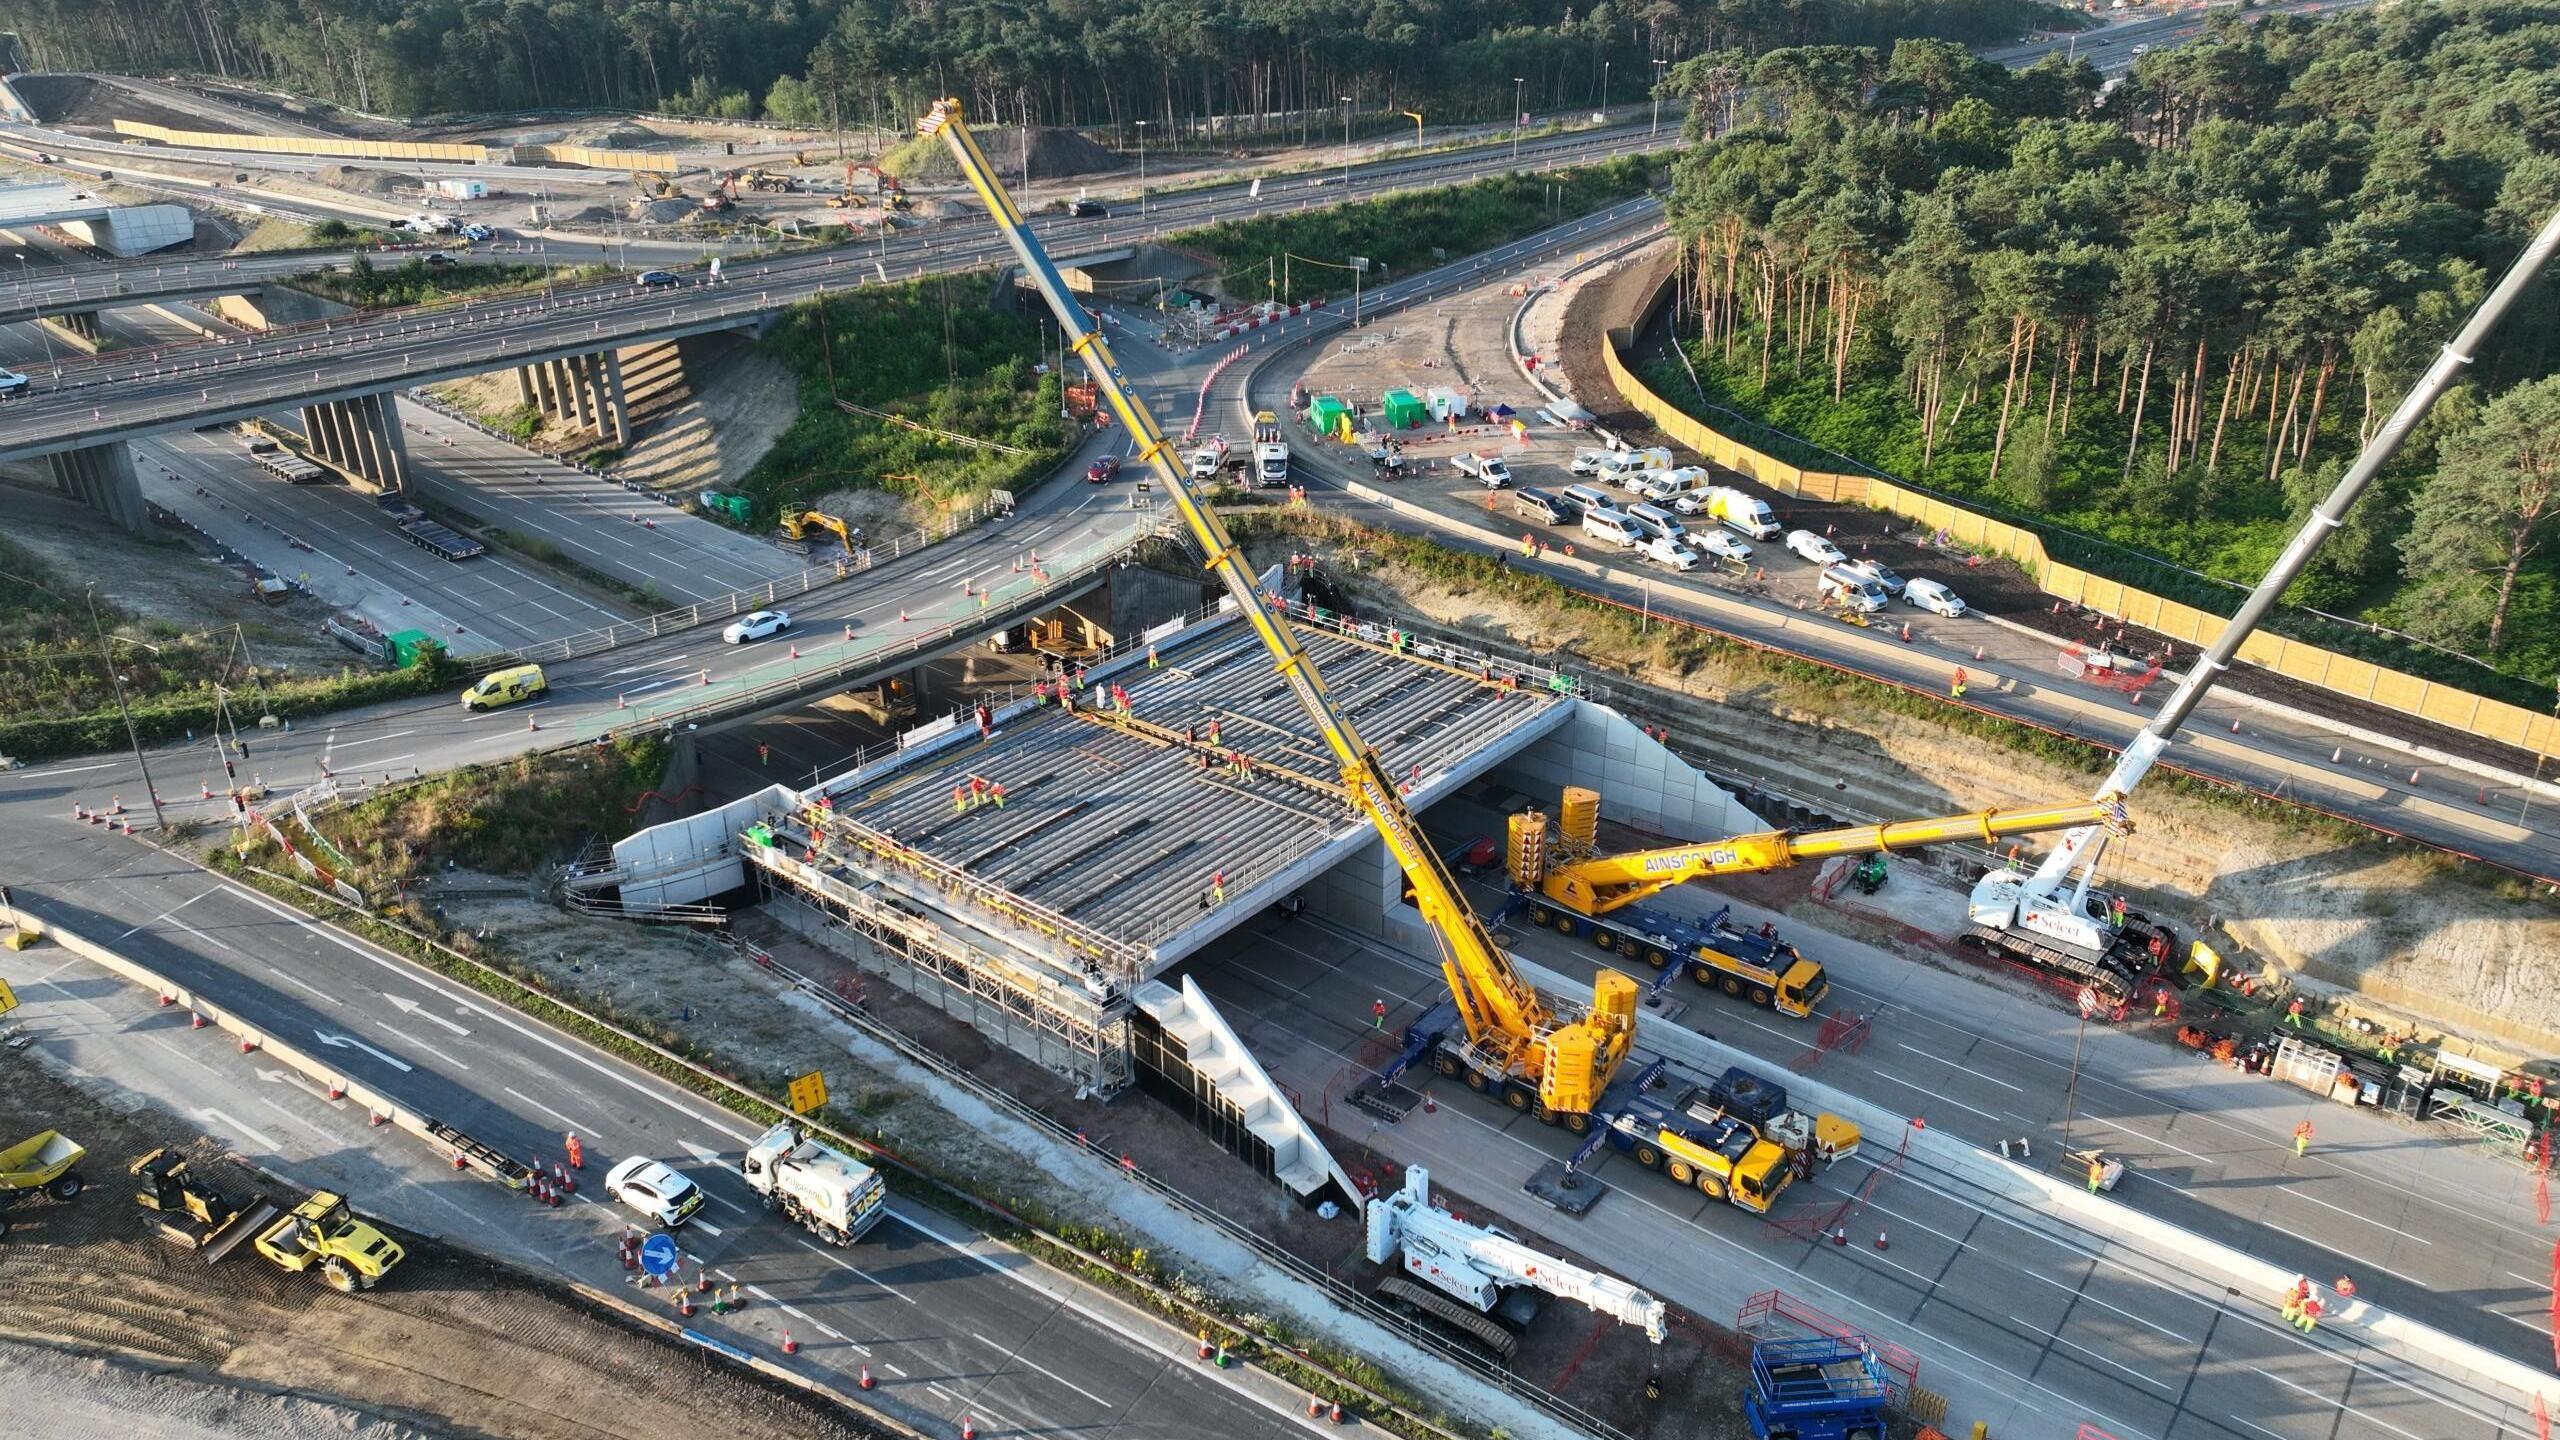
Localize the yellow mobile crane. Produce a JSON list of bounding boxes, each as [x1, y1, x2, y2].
[[1509, 788, 2129, 1017], [916, 98, 1640, 1122]]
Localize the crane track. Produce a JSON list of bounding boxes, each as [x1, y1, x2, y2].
[[1375, 1274, 1518, 1361]]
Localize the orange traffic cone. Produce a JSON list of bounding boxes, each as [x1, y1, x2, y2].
[[1875, 1230, 1889, 1250], [782, 1330, 797, 1355], [859, 1365, 874, 1390]]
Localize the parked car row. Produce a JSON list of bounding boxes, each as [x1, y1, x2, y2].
[[1514, 446, 1969, 616]]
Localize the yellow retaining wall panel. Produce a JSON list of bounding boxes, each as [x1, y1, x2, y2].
[[114, 118, 489, 163]]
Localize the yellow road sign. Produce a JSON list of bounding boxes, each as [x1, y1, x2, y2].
[[0, 977, 16, 1016], [786, 1068, 828, 1115]]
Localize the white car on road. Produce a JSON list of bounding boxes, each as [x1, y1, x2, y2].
[[1904, 578, 1968, 617], [605, 1157, 707, 1228], [723, 609, 792, 644], [0, 368, 29, 398], [1694, 529, 1754, 564], [1785, 530, 1846, 566]]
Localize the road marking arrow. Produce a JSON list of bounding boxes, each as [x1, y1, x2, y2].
[[313, 1030, 412, 1072], [384, 992, 470, 1036], [195, 1107, 282, 1153], [677, 1139, 724, 1166]]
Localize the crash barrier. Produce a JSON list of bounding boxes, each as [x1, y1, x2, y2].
[[111, 118, 489, 164], [12, 913, 534, 1191], [1184, 345, 1249, 444], [1599, 276, 2560, 760]]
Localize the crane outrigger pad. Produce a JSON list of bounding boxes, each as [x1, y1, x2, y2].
[[1523, 1159, 1612, 1216], [1348, 1082, 1424, 1124]]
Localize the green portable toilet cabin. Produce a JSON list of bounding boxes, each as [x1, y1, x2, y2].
[[1307, 395, 1352, 439], [1381, 388, 1429, 429]]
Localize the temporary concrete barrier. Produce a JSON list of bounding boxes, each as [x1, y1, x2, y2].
[[1505, 943, 2560, 1419], [14, 912, 527, 1188]]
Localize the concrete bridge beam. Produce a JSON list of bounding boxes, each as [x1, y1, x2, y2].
[[46, 440, 148, 537]]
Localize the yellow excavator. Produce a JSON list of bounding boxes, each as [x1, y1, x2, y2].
[[918, 97, 1639, 1125], [779, 506, 860, 554], [1507, 787, 2130, 1018]]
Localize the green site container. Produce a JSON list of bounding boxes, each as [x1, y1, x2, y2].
[[1381, 389, 1428, 430], [700, 491, 753, 523], [385, 629, 439, 667], [1307, 395, 1351, 439]]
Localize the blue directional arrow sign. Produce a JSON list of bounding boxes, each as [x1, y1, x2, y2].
[[639, 1233, 679, 1277]]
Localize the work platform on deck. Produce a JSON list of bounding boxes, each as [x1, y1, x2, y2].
[[808, 615, 1569, 976]]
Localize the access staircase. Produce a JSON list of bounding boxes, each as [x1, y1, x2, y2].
[[1135, 976, 1359, 1206]]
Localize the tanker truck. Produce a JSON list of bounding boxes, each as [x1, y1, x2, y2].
[[740, 1121, 889, 1246]]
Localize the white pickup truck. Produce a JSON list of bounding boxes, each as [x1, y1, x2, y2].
[[1453, 452, 1512, 489]]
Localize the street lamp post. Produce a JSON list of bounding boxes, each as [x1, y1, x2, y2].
[[85, 585, 166, 833], [1512, 77, 1527, 162], [1135, 120, 1149, 215], [1341, 97, 1354, 188], [1602, 59, 1612, 117], [1652, 59, 1669, 138], [1402, 110, 1423, 148]]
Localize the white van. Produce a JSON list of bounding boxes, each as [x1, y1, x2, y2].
[[1593, 447, 1672, 487], [1561, 483, 1613, 515], [1568, 447, 1617, 477], [1636, 466, 1710, 504], [1625, 502, 1687, 542], [1819, 564, 1891, 613], [1581, 507, 1645, 549]]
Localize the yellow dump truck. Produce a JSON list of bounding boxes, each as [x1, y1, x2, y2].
[[0, 1130, 87, 1238]]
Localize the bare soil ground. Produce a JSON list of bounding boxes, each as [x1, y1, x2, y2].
[[1295, 535, 2560, 1062], [0, 478, 352, 680], [1558, 249, 2548, 781], [12, 74, 213, 135], [607, 335, 810, 495], [0, 1047, 892, 1440]]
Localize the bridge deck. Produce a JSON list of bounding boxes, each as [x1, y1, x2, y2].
[[822, 619, 1559, 959]]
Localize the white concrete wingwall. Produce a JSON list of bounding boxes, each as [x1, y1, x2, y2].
[[611, 782, 800, 907], [1137, 975, 1363, 1205], [1501, 697, 1763, 839]]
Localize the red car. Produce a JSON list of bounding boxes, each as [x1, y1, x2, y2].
[[1085, 455, 1122, 483]]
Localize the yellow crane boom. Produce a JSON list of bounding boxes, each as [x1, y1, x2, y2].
[[1528, 796, 2130, 917], [916, 98, 1637, 1115]]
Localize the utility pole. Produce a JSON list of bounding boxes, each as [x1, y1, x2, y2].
[[1135, 120, 1149, 215], [1512, 78, 1527, 162], [85, 585, 165, 833], [1651, 59, 1668, 138]]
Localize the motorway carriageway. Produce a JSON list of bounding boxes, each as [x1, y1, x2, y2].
[[1177, 898, 2536, 1440], [0, 831, 1323, 1440]]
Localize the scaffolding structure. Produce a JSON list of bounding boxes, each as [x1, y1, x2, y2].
[[744, 821, 1138, 1096]]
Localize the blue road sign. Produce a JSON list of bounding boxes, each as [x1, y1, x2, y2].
[[640, 1232, 679, 1277]]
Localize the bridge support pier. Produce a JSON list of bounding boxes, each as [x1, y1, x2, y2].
[[47, 440, 149, 537], [299, 392, 411, 496], [39, 308, 104, 354], [518, 351, 630, 446]]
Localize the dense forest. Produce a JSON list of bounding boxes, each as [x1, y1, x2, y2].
[[11, 0, 2059, 132], [1658, 0, 2560, 687]]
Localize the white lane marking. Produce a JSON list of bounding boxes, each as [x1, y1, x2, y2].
[[2041, 1328, 2174, 1390], [971, 1331, 1116, 1408], [381, 1026, 472, 1071], [10, 760, 121, 778], [2258, 1366, 2429, 1440], [2014, 1267, 2184, 1341], [385, 992, 471, 1035], [329, 729, 417, 751], [2281, 1186, 2432, 1244], [2493, 1310, 2549, 1335], [119, 885, 224, 938], [314, 1029, 412, 1071], [225, 886, 758, 1142], [196, 1107, 282, 1153], [502, 1085, 604, 1137], [1866, 1069, 2009, 1123], [1895, 1042, 2025, 1092], [881, 1361, 908, 1377], [745, 1285, 861, 1351], [700, 1189, 751, 1215], [263, 964, 337, 1004], [689, 1219, 724, 1237], [167, 916, 238, 955], [795, 1237, 917, 1303]]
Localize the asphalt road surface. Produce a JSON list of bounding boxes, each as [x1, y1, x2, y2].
[[0, 835, 1319, 1440]]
